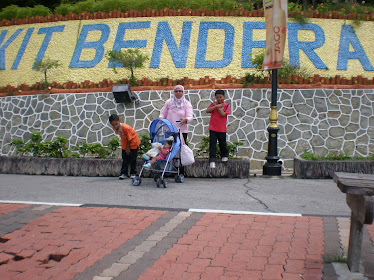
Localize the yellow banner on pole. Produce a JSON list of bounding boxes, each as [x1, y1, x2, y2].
[[262, 0, 288, 70]]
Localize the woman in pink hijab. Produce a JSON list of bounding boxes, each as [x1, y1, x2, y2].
[[159, 85, 193, 176]]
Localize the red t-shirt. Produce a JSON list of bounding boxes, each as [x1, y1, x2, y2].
[[208, 102, 231, 133]]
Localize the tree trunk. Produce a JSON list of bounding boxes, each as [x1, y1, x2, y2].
[[44, 70, 48, 84]]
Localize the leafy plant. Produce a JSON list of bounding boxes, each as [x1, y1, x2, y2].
[[76, 142, 90, 157], [43, 136, 68, 158], [23, 132, 45, 157], [138, 134, 152, 157], [107, 136, 120, 157], [76, 142, 109, 158], [0, 5, 51, 20], [106, 49, 149, 86], [248, 49, 311, 81], [33, 57, 61, 84], [242, 73, 265, 87], [10, 139, 26, 156], [88, 143, 109, 158], [196, 136, 243, 158]]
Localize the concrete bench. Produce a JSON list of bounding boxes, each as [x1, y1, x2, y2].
[[333, 172, 374, 272]]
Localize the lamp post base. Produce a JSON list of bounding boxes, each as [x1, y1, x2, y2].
[[263, 157, 282, 176], [263, 126, 282, 176]]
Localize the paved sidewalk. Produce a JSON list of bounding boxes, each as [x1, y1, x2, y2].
[[0, 203, 373, 280]]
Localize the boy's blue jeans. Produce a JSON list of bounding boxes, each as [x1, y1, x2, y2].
[[209, 130, 228, 162], [121, 148, 138, 175]]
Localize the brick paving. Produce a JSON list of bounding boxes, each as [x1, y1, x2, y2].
[[139, 213, 325, 280], [0, 206, 165, 280], [1, 203, 374, 280], [0, 204, 30, 215], [0, 204, 60, 239]]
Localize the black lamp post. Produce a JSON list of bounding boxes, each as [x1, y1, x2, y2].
[[263, 69, 282, 176]]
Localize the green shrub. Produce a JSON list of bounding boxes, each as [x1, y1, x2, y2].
[[0, 5, 21, 20], [23, 132, 45, 157], [138, 134, 152, 156], [43, 136, 69, 158], [242, 73, 265, 87], [30, 5, 52, 17], [196, 136, 243, 158], [248, 49, 311, 80], [93, 0, 132, 13], [107, 136, 120, 157], [54, 4, 73, 16], [10, 139, 26, 155], [71, 0, 96, 14], [0, 5, 51, 20], [76, 142, 90, 157], [88, 143, 109, 158], [75, 142, 110, 158]]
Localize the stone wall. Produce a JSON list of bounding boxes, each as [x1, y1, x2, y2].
[[0, 88, 373, 169]]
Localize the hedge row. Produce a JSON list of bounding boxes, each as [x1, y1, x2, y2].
[[2, 7, 374, 27], [1, 74, 373, 97]]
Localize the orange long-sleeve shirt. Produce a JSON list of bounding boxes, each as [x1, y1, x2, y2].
[[114, 123, 141, 150]]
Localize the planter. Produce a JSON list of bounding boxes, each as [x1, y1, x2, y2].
[[0, 156, 249, 178], [294, 157, 374, 179]]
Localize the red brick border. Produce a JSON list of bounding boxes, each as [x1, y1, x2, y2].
[[1, 75, 373, 97]]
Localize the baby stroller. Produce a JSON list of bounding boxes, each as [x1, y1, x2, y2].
[[132, 119, 184, 188]]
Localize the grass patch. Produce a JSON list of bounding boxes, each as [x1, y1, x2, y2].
[[324, 255, 347, 264], [301, 151, 374, 161]]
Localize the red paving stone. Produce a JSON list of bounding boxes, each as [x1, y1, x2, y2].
[[0, 203, 30, 215], [0, 206, 165, 280], [139, 213, 325, 280]]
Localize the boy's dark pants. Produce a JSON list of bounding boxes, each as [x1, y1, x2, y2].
[[121, 149, 138, 175], [209, 130, 228, 162]]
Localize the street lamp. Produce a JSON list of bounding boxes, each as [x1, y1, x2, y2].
[[263, 69, 281, 176]]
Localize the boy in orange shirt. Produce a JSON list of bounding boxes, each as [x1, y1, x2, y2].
[[109, 114, 141, 179]]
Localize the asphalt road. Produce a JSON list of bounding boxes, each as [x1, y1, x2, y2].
[[0, 174, 350, 216]]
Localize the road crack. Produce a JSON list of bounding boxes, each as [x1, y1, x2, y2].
[[244, 178, 274, 213]]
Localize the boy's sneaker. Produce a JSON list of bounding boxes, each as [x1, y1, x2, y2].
[[210, 162, 216, 168], [130, 174, 136, 179], [142, 154, 149, 160], [143, 163, 151, 169], [222, 157, 228, 162], [119, 174, 128, 180]]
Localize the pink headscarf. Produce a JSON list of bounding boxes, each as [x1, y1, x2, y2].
[[170, 85, 186, 111]]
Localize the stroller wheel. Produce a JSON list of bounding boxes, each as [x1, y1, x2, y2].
[[156, 178, 161, 188], [161, 179, 168, 188], [132, 176, 141, 186], [175, 175, 184, 183]]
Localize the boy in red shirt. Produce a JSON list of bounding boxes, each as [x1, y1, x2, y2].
[[109, 114, 141, 179], [206, 90, 231, 168]]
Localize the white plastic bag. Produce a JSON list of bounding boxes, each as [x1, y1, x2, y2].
[[180, 133, 195, 166], [146, 142, 163, 158]]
